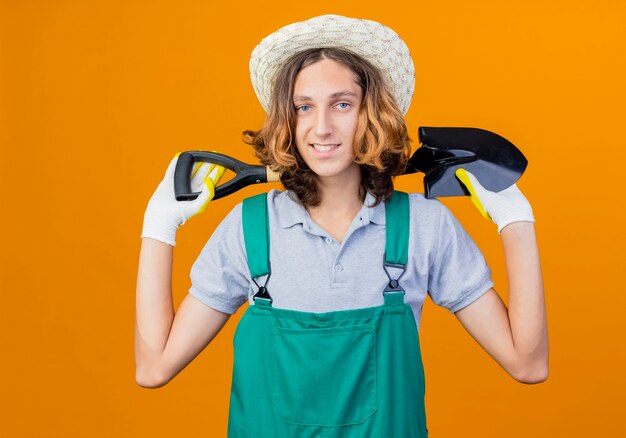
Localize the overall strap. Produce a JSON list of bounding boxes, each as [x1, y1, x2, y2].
[[385, 191, 410, 266], [242, 193, 272, 303], [383, 191, 410, 300]]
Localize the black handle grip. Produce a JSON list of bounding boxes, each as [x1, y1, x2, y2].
[[174, 152, 199, 201], [174, 151, 268, 201]]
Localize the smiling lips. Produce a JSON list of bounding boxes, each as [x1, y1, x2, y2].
[[311, 143, 340, 152]]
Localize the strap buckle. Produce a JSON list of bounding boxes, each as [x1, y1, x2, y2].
[[382, 254, 406, 294], [252, 262, 273, 304]]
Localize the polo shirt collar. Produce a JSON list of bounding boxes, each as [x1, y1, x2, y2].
[[277, 191, 386, 229]]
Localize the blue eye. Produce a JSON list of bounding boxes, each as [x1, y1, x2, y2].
[[336, 102, 350, 109], [296, 105, 311, 113]]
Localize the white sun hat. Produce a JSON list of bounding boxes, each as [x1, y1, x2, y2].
[[249, 14, 415, 115]]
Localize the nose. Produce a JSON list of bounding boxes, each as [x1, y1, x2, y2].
[[313, 108, 333, 137]]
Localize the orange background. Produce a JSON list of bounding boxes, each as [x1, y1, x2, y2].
[[1, 0, 624, 436]]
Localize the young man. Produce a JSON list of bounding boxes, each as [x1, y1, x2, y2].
[[136, 15, 548, 437]]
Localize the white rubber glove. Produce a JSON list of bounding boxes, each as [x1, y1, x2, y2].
[[141, 155, 226, 246], [455, 168, 534, 233]]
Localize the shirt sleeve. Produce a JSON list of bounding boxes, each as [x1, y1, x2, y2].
[[428, 203, 494, 313], [188, 203, 251, 314]]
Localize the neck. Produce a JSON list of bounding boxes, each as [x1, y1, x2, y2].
[[306, 174, 365, 242], [313, 168, 363, 213]]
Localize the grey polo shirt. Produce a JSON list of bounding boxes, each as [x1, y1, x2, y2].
[[189, 190, 493, 328]]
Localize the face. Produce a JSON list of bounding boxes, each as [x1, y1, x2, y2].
[[293, 58, 362, 184]]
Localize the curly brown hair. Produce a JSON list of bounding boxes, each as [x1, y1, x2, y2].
[[243, 47, 411, 207]]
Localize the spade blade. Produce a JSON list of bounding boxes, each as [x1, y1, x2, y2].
[[406, 127, 528, 198]]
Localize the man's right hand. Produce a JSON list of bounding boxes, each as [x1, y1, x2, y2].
[[141, 155, 226, 246]]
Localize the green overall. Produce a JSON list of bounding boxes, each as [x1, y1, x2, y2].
[[228, 192, 428, 437]]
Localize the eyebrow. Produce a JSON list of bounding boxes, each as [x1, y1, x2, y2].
[[293, 90, 360, 103]]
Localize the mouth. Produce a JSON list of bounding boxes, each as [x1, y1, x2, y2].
[[310, 143, 340, 152]]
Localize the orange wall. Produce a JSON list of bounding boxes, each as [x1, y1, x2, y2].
[[1, 0, 624, 436]]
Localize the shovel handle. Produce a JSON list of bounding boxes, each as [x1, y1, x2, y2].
[[174, 151, 279, 201]]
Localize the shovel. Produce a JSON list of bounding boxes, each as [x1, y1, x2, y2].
[[174, 127, 527, 201]]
